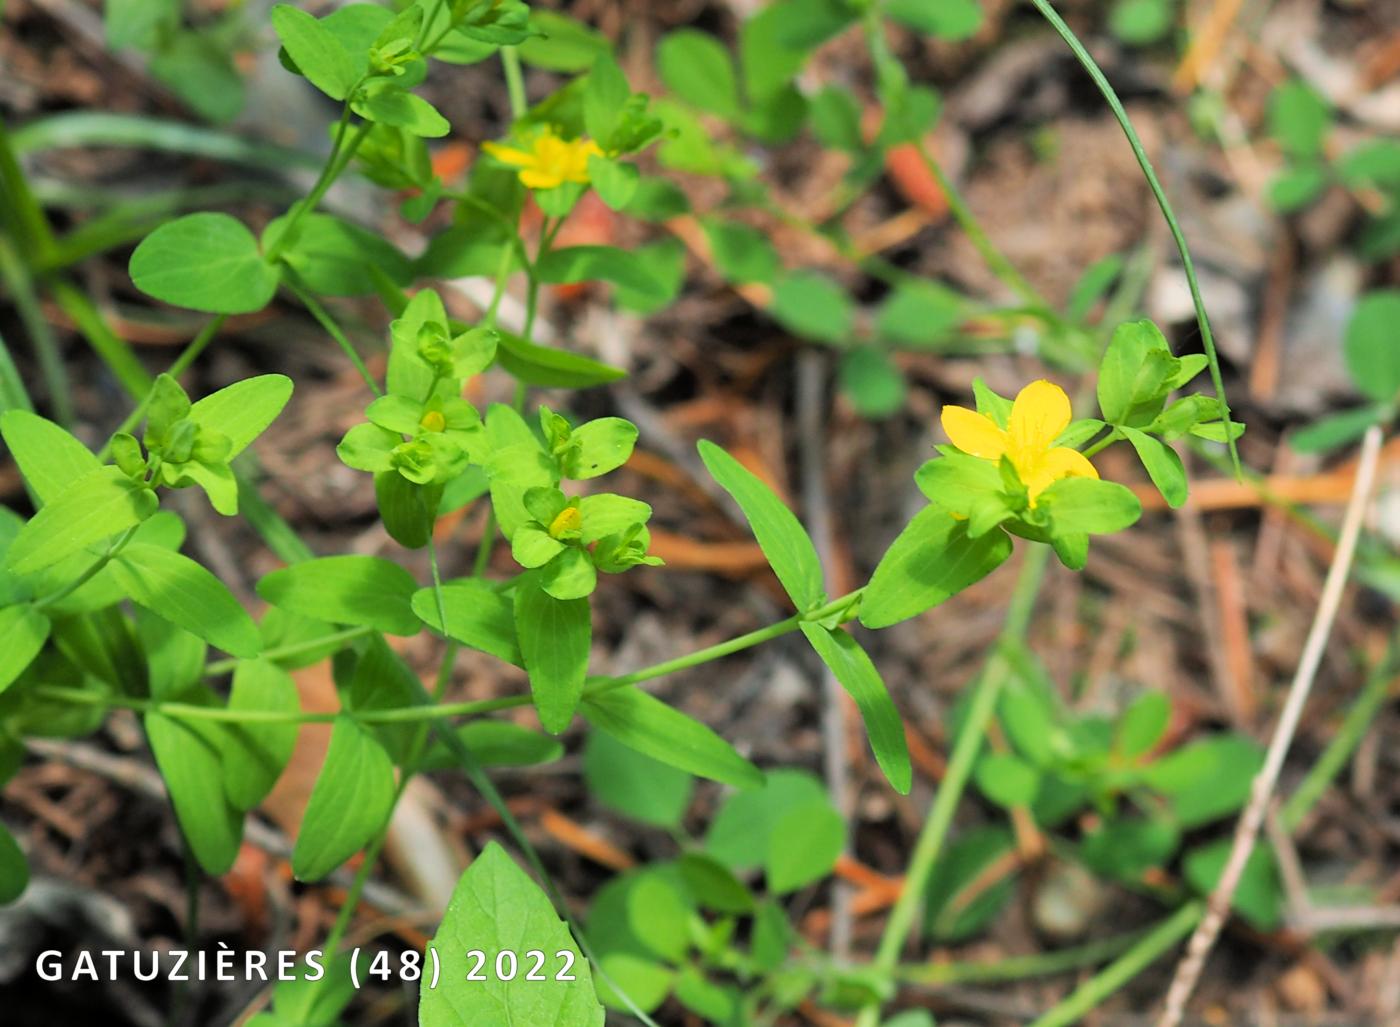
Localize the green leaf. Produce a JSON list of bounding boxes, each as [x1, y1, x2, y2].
[[583, 728, 693, 827], [0, 822, 27, 904], [587, 156, 639, 210], [375, 472, 438, 549], [1269, 80, 1331, 160], [885, 0, 983, 40], [271, 4, 359, 100], [419, 720, 563, 771], [130, 212, 279, 314], [769, 270, 853, 344], [1344, 290, 1400, 403], [1142, 734, 1263, 827], [697, 439, 825, 611], [800, 624, 910, 794], [705, 769, 828, 871], [1120, 427, 1187, 508], [494, 329, 627, 388], [514, 575, 591, 733], [860, 506, 1013, 629], [1337, 140, 1400, 188], [809, 86, 862, 151], [345, 633, 421, 764], [0, 605, 50, 695], [220, 658, 299, 811], [766, 798, 844, 894], [678, 853, 755, 914], [111, 543, 260, 658], [925, 826, 1016, 941], [876, 282, 965, 349], [412, 582, 521, 665], [624, 176, 691, 221], [257, 555, 419, 636], [1108, 0, 1174, 45], [1040, 477, 1142, 535], [0, 410, 102, 506], [1066, 255, 1125, 322], [6, 467, 158, 576], [536, 245, 666, 299], [146, 709, 244, 874], [187, 374, 293, 459], [1268, 163, 1328, 212], [974, 752, 1040, 807], [150, 35, 245, 124], [1116, 690, 1170, 758], [292, 716, 396, 881], [1290, 405, 1386, 454], [519, 11, 609, 71], [1081, 817, 1179, 881], [1097, 319, 1175, 426], [839, 347, 906, 419], [421, 843, 604, 1027], [561, 418, 638, 480], [1184, 839, 1281, 930], [704, 218, 780, 285], [105, 0, 177, 50], [582, 685, 763, 789], [264, 213, 413, 296], [353, 85, 451, 137], [657, 29, 740, 119]]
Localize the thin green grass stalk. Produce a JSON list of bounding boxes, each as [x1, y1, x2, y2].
[[285, 276, 383, 397], [895, 925, 1150, 985], [1027, 901, 1204, 1027], [1026, 0, 1240, 475], [0, 119, 57, 259], [48, 279, 153, 398], [0, 237, 73, 426], [0, 329, 35, 414], [501, 47, 528, 120], [855, 546, 1050, 1027], [1281, 644, 1397, 831]]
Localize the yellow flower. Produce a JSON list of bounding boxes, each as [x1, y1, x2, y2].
[[941, 380, 1098, 504], [481, 131, 603, 190]]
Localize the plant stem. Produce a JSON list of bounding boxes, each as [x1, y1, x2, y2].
[[1026, 0, 1239, 474], [263, 111, 370, 265], [34, 525, 140, 609], [896, 925, 1151, 986], [286, 276, 383, 397], [0, 236, 73, 425], [205, 626, 373, 676], [501, 47, 527, 120], [855, 546, 1049, 1027], [1028, 901, 1203, 1027]]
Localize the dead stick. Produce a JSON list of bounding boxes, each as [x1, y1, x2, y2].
[[1155, 427, 1383, 1027]]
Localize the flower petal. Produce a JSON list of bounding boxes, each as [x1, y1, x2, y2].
[[1024, 445, 1099, 502], [481, 142, 535, 168], [519, 168, 564, 189], [1009, 379, 1072, 454], [941, 405, 1009, 460]]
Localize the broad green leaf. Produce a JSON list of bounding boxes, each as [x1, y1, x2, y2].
[[1108, 0, 1173, 45], [678, 853, 755, 914], [105, 0, 176, 49], [375, 471, 438, 549], [130, 212, 279, 314], [839, 346, 906, 419], [800, 624, 910, 794], [346, 633, 420, 764], [264, 213, 413, 296], [1116, 690, 1170, 759], [626, 872, 695, 960], [876, 282, 965, 349], [0, 410, 101, 505], [561, 417, 638, 480], [0, 605, 50, 694], [1121, 426, 1187, 508], [624, 177, 691, 221], [1066, 255, 1125, 322], [220, 658, 299, 811], [6, 467, 158, 576], [292, 716, 396, 881], [187, 374, 293, 458], [257, 555, 420, 636], [412, 582, 521, 665], [766, 798, 844, 893], [860, 506, 1012, 629], [1097, 319, 1175, 426], [135, 608, 206, 699], [703, 218, 780, 285], [697, 439, 824, 611], [518, 11, 609, 71], [269, 955, 356, 1027], [536, 245, 666, 299], [587, 156, 639, 210], [583, 728, 693, 828], [1268, 163, 1328, 212], [973, 752, 1040, 807], [421, 843, 604, 1027], [1040, 477, 1142, 535], [1290, 405, 1385, 454], [1269, 80, 1331, 160], [0, 822, 27, 904], [271, 4, 359, 100], [704, 769, 828, 871], [1081, 817, 1179, 881], [809, 86, 862, 151], [150, 35, 245, 124], [1344, 290, 1400, 402], [494, 329, 627, 388], [925, 826, 1016, 941], [111, 543, 260, 658], [1184, 840, 1282, 930], [1142, 734, 1263, 827], [146, 709, 244, 874], [353, 86, 451, 137], [582, 685, 763, 789], [1338, 140, 1400, 188], [657, 29, 740, 119], [769, 271, 853, 344], [514, 575, 590, 733], [886, 0, 983, 40]]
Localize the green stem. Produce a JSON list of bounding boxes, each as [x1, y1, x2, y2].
[[264, 110, 370, 265], [0, 328, 34, 414], [856, 546, 1049, 1027], [0, 118, 57, 260], [1280, 644, 1396, 831], [34, 524, 140, 609], [0, 236, 73, 426], [47, 279, 153, 399], [1027, 0, 1239, 475], [1081, 428, 1120, 459], [286, 276, 383, 397], [205, 626, 372, 677], [1026, 901, 1204, 1027], [895, 925, 1151, 986], [501, 47, 528, 120]]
